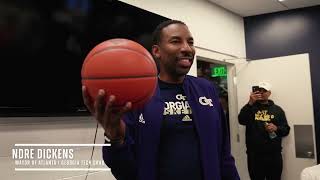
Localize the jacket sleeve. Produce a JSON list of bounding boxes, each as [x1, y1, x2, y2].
[[220, 103, 240, 180], [238, 103, 254, 125], [275, 107, 290, 137], [102, 112, 138, 180]]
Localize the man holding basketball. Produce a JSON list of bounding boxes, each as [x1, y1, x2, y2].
[[82, 20, 239, 180]]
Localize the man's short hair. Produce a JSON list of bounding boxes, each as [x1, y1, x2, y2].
[[152, 20, 186, 45]]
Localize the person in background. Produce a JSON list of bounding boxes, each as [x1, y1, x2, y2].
[[83, 19, 239, 180], [238, 81, 290, 180]]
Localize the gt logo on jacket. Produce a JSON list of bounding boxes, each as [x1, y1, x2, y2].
[[198, 96, 213, 107]]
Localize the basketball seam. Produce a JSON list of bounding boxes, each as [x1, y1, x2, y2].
[[86, 46, 155, 65], [112, 92, 152, 107], [82, 47, 157, 77]]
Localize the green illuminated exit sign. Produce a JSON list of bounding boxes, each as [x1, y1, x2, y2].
[[211, 66, 227, 77]]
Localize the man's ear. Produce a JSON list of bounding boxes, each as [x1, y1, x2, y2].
[[152, 45, 160, 59]]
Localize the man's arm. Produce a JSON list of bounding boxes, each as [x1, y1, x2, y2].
[[238, 103, 254, 125], [102, 113, 137, 180], [238, 92, 260, 125], [82, 87, 137, 179], [275, 107, 290, 137]]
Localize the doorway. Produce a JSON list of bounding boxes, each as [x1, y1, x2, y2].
[[196, 60, 230, 136]]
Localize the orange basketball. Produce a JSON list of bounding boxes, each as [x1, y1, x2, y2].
[[81, 38, 158, 109]]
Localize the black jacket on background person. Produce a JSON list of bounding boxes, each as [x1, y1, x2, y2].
[[238, 100, 290, 154]]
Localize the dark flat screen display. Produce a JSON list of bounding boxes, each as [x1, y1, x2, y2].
[[0, 0, 168, 116]]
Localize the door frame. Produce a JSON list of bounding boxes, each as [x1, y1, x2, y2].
[[196, 55, 243, 175]]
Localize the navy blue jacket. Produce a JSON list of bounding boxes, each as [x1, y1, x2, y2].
[[103, 75, 240, 180]]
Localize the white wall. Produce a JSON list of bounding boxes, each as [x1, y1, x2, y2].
[[1, 1, 246, 180], [119, 0, 246, 75]]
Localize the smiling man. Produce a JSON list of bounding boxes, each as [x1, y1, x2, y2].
[[152, 21, 195, 83], [82, 20, 239, 180]]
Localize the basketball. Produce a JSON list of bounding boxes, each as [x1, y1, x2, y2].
[[81, 38, 158, 109]]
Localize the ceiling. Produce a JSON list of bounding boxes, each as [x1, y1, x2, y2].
[[209, 0, 320, 17]]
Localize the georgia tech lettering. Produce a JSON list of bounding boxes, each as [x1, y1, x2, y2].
[[163, 94, 192, 116]]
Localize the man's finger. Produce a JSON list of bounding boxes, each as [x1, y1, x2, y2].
[[95, 89, 106, 120], [82, 86, 94, 114], [105, 95, 116, 114], [111, 102, 132, 127], [103, 95, 116, 128], [121, 102, 132, 114]]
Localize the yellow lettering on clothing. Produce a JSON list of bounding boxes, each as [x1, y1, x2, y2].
[[255, 110, 275, 122]]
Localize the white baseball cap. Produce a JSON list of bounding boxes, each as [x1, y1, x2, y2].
[[258, 81, 272, 91]]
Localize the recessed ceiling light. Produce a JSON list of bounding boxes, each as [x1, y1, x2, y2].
[[278, 0, 286, 2]]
